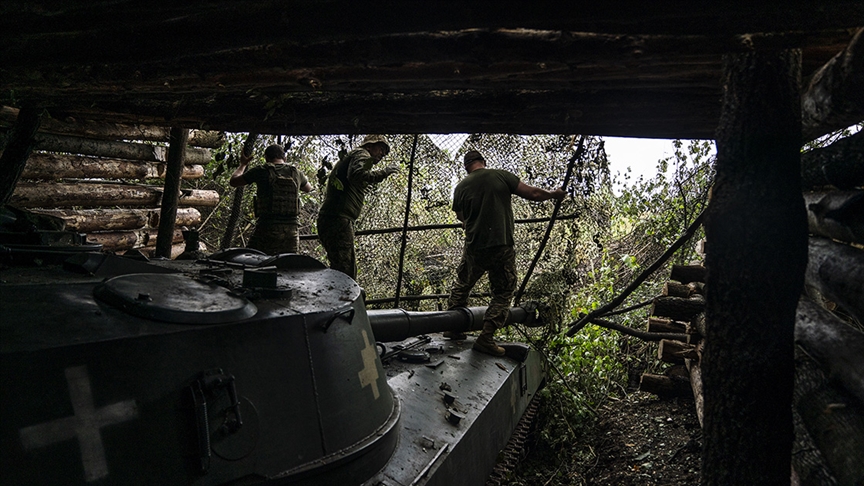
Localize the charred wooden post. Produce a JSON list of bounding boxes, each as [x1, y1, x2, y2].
[[0, 105, 42, 206], [802, 27, 864, 140], [803, 190, 864, 245], [702, 49, 807, 485], [805, 237, 864, 324], [669, 264, 707, 284], [155, 128, 188, 259], [800, 131, 864, 190]]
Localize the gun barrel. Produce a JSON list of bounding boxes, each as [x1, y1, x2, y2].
[[368, 305, 535, 343]]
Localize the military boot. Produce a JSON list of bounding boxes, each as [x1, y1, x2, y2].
[[472, 322, 505, 356]]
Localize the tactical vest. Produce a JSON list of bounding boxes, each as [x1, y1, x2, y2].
[[255, 164, 299, 219]]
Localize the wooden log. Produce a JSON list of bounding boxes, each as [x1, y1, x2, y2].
[[177, 189, 220, 207], [647, 317, 688, 334], [0, 105, 42, 206], [650, 294, 705, 321], [658, 339, 699, 364], [10, 182, 219, 208], [794, 348, 864, 485], [685, 349, 704, 428], [1, 106, 225, 148], [663, 281, 691, 297], [801, 131, 864, 191], [802, 27, 864, 140], [148, 207, 202, 228], [29, 132, 211, 165], [687, 281, 705, 295], [690, 312, 707, 338], [85, 230, 142, 251], [795, 297, 864, 406], [144, 228, 185, 247], [21, 153, 204, 180], [803, 190, 864, 245], [805, 237, 864, 324], [639, 373, 692, 397], [670, 264, 707, 284], [31, 209, 149, 232]]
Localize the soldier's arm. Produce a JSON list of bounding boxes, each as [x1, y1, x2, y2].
[[514, 182, 566, 202], [229, 153, 253, 187], [347, 156, 394, 184]]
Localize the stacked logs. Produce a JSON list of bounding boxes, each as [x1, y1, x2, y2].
[[639, 263, 707, 426], [1, 106, 223, 256]]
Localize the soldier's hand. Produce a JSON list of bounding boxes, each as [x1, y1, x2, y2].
[[551, 188, 567, 201], [383, 162, 400, 175], [239, 153, 253, 165]]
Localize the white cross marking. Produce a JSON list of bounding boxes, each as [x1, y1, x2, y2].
[[358, 330, 380, 399], [19, 365, 138, 482]]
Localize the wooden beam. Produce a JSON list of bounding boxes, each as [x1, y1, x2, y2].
[[803, 190, 864, 244], [805, 237, 864, 324], [702, 48, 806, 485], [800, 130, 864, 190], [10, 182, 218, 208], [21, 153, 204, 180], [28, 133, 210, 165]]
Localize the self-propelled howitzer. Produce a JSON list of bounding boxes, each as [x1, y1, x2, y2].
[[0, 248, 545, 485]]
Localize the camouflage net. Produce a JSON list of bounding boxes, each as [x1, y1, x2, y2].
[[195, 133, 615, 327]]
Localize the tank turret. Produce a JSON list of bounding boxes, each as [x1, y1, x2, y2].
[[1, 249, 545, 485]]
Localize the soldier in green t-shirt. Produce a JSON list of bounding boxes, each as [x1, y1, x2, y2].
[[317, 134, 399, 279], [230, 144, 313, 254], [447, 150, 566, 356]]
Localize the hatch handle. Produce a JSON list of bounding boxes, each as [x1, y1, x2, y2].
[[189, 369, 244, 474], [321, 307, 355, 332]]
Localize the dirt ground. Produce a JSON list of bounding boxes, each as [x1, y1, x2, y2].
[[512, 392, 703, 485]]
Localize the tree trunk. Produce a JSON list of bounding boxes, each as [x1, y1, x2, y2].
[[155, 128, 188, 258], [10, 182, 218, 208], [795, 297, 864, 406], [686, 355, 704, 428], [31, 132, 211, 165], [0, 105, 42, 206], [21, 153, 204, 180], [805, 236, 864, 324], [802, 27, 864, 141], [702, 49, 806, 486], [803, 189, 864, 245], [670, 264, 707, 284], [650, 295, 705, 321]]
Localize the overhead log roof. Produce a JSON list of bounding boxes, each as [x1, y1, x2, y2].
[[1, 2, 862, 139]]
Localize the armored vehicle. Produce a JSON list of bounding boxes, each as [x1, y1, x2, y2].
[[1, 235, 545, 485]]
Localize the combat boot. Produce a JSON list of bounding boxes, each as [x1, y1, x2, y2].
[[472, 322, 505, 356]]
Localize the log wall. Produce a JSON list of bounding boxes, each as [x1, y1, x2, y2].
[[3, 106, 223, 256]]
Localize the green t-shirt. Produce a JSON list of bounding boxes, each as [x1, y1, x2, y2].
[[452, 168, 520, 250], [320, 147, 392, 220]]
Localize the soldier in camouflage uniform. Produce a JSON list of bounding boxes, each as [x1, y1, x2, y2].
[[317, 135, 399, 279], [230, 144, 313, 254], [447, 150, 566, 356]]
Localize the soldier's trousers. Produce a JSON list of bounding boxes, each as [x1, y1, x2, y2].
[[317, 214, 357, 279], [447, 245, 517, 332], [248, 220, 299, 255]]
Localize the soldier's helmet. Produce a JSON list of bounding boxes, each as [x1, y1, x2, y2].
[[360, 134, 390, 155]]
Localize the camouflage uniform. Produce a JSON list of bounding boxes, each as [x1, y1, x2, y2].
[[318, 143, 395, 279], [447, 245, 517, 331]]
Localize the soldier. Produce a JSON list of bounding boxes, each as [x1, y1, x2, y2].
[[446, 150, 566, 356], [317, 134, 399, 279], [230, 144, 313, 254]]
